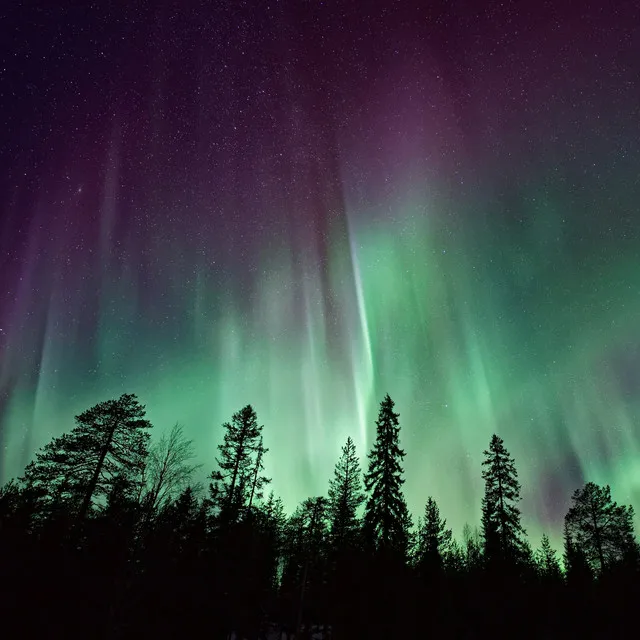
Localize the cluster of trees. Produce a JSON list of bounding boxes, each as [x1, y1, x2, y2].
[[0, 392, 638, 638]]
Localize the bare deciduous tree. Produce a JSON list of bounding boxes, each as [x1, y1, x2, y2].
[[143, 423, 200, 514]]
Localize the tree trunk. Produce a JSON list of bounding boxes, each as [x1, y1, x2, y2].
[[77, 419, 119, 522], [247, 439, 263, 511]]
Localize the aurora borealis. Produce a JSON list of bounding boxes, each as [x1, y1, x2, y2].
[[0, 1, 638, 544]]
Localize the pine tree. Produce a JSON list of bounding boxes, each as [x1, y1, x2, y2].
[[21, 393, 152, 521], [535, 534, 562, 582], [362, 394, 412, 559], [564, 482, 638, 575], [415, 496, 452, 578], [481, 434, 526, 569], [209, 405, 268, 522], [328, 436, 364, 552]]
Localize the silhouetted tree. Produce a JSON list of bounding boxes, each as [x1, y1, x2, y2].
[[415, 496, 452, 579], [564, 482, 638, 575], [563, 520, 593, 587], [162, 486, 207, 555], [247, 436, 270, 511], [257, 491, 287, 590], [443, 537, 466, 575], [279, 497, 329, 633], [142, 423, 201, 515], [0, 479, 21, 527], [360, 395, 413, 638], [5, 389, 640, 638], [481, 434, 526, 570], [209, 405, 268, 523], [462, 523, 483, 573], [362, 394, 412, 559], [296, 497, 330, 635], [327, 436, 364, 552], [535, 534, 562, 582], [21, 393, 152, 522]]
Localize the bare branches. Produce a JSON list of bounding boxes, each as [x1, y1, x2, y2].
[[144, 423, 201, 514]]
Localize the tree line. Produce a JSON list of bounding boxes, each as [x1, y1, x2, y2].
[[0, 392, 638, 638]]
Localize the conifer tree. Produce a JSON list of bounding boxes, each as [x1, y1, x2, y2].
[[209, 405, 268, 522], [157, 486, 208, 559], [564, 482, 638, 575], [257, 491, 287, 590], [535, 534, 562, 582], [282, 497, 330, 588], [280, 497, 330, 633], [327, 436, 364, 551], [362, 394, 412, 558], [415, 496, 452, 578], [443, 538, 466, 575], [480, 434, 526, 569], [462, 523, 483, 573], [21, 393, 152, 521]]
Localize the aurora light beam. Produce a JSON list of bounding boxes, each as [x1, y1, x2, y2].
[[1, 2, 639, 546]]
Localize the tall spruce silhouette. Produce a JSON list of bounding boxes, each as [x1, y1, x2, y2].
[[328, 436, 364, 552], [21, 393, 152, 521], [209, 405, 268, 522], [481, 434, 526, 570], [362, 394, 412, 558], [564, 482, 638, 575]]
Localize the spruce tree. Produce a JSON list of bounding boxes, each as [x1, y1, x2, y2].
[[564, 482, 638, 575], [535, 534, 562, 582], [328, 436, 364, 552], [480, 434, 526, 569], [415, 496, 452, 578], [209, 405, 268, 522], [362, 394, 412, 559], [21, 393, 152, 521]]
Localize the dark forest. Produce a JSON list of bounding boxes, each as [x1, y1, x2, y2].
[[1, 393, 637, 639]]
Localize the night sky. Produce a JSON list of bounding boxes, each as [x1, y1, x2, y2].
[[1, 1, 639, 543]]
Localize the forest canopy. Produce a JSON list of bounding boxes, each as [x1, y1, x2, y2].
[[1, 393, 638, 638]]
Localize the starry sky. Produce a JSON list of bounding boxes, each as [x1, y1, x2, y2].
[[1, 1, 639, 543]]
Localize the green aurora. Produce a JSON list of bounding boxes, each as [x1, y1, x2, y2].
[[1, 1, 639, 552]]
